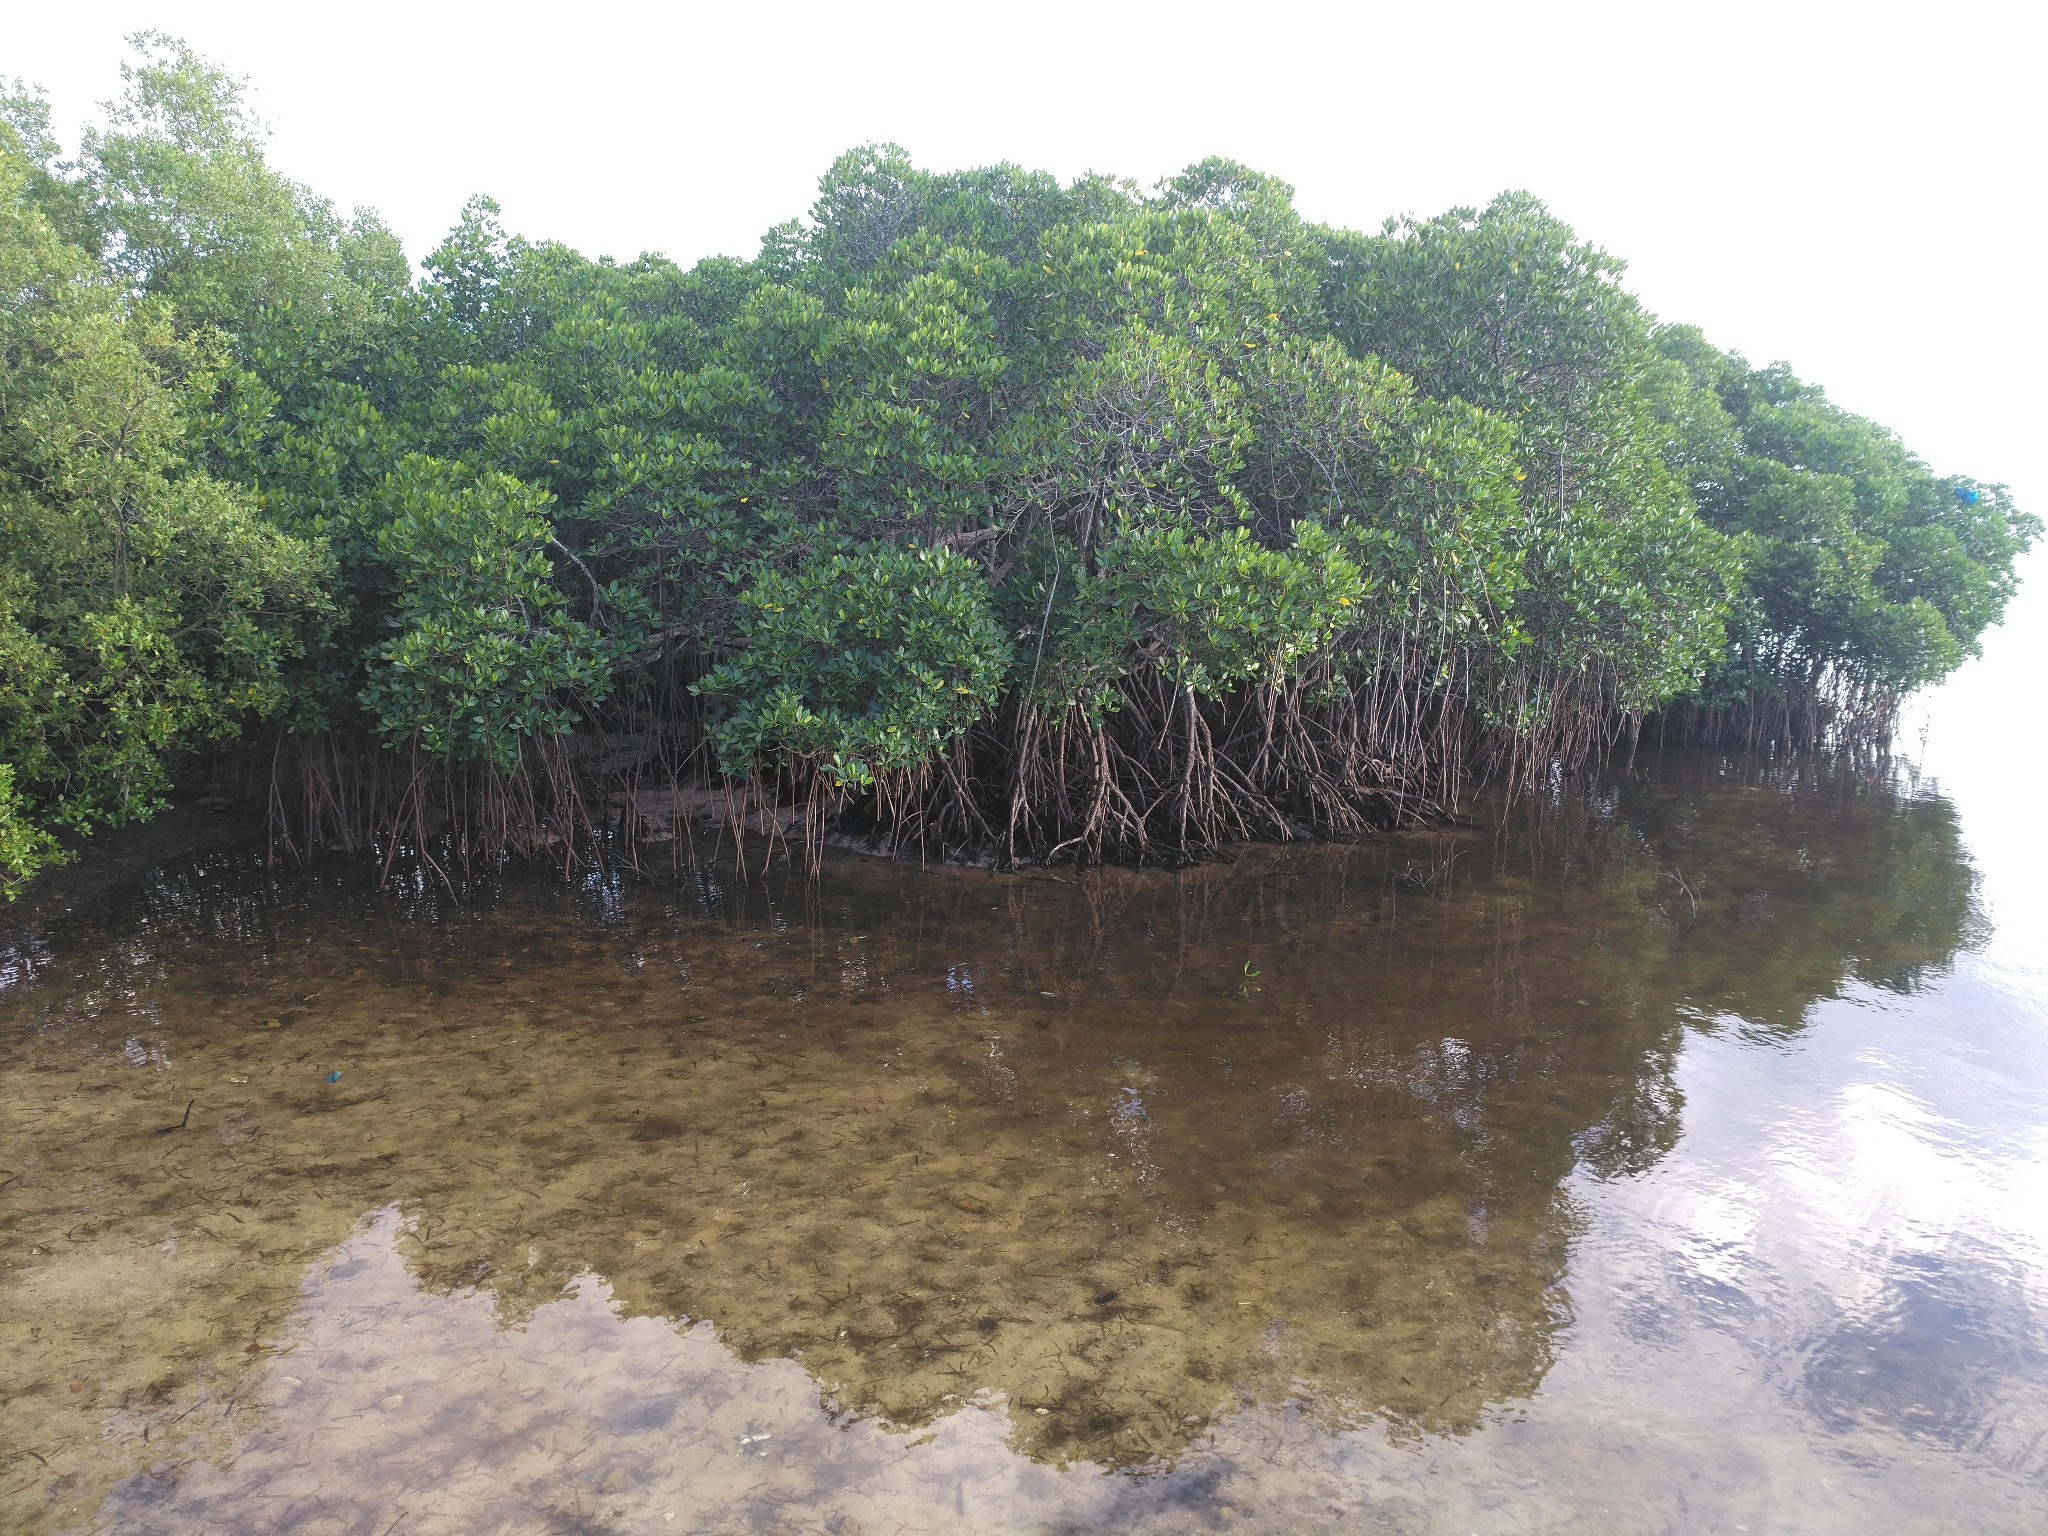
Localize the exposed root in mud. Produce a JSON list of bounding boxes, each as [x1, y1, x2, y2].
[[257, 653, 1900, 887]]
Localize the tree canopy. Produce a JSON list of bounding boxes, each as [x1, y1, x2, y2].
[[0, 40, 2034, 891]]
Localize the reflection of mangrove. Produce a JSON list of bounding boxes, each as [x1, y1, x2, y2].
[[1539, 750, 1984, 1033], [0, 756, 1984, 1523]]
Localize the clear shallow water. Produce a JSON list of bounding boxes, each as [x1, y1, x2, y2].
[[2, 748, 2044, 1535]]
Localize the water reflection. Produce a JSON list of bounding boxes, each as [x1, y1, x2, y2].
[[1, 752, 2042, 1533]]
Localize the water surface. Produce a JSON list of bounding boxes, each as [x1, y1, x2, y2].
[[3, 750, 2044, 1534]]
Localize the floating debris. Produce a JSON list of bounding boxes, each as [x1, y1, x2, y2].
[[153, 1101, 194, 1135]]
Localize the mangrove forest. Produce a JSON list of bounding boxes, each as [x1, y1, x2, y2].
[[1, 37, 2036, 893]]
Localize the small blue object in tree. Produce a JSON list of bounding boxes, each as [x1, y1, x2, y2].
[[1955, 486, 1981, 506]]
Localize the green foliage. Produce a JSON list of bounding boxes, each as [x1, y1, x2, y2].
[[1657, 326, 2040, 710], [73, 34, 409, 348], [1080, 520, 1369, 698], [1, 35, 2034, 881], [0, 762, 61, 899], [0, 111, 331, 892], [696, 543, 1010, 790], [356, 457, 615, 769], [1324, 193, 1742, 714]]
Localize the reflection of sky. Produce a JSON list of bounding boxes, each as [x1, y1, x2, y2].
[[99, 1208, 1116, 1535], [1560, 563, 2048, 1515], [102, 1103, 2048, 1536], [1581, 969, 2048, 1477]]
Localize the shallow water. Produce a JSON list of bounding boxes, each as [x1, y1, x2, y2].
[[2, 750, 2045, 1535]]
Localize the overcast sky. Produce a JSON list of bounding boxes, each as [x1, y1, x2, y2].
[[10, 0, 2046, 779]]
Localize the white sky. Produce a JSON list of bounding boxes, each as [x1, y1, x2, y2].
[[10, 0, 2048, 769]]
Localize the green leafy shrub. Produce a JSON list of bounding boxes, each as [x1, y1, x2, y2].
[[696, 543, 1010, 791], [1, 112, 331, 892]]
